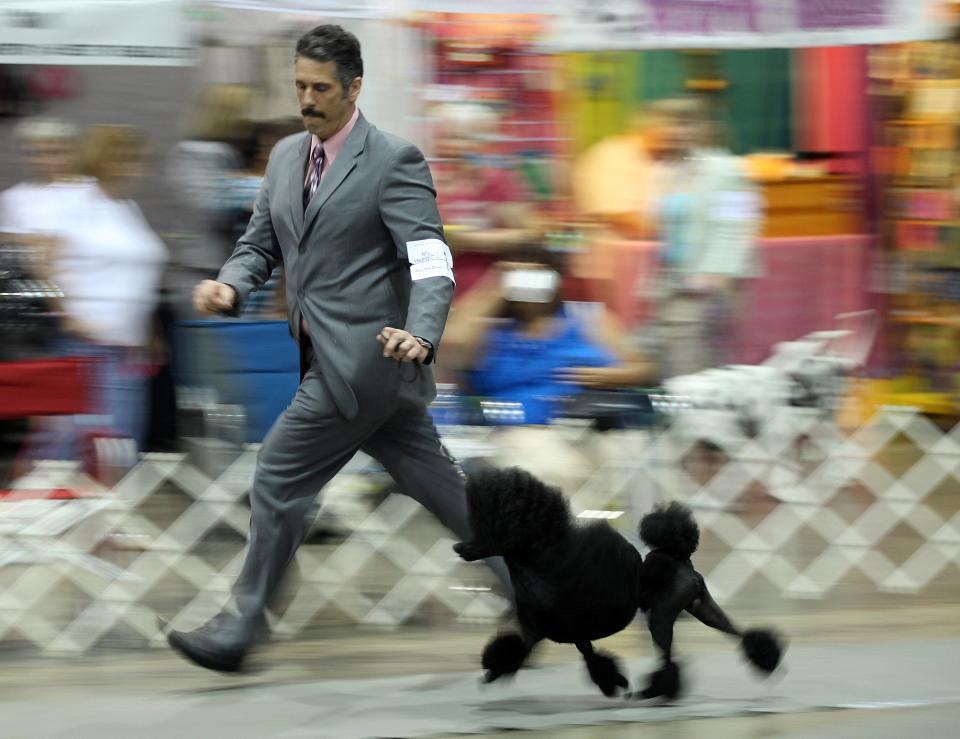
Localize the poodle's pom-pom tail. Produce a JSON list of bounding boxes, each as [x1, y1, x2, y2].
[[741, 629, 784, 674], [639, 502, 700, 559], [465, 467, 572, 557]]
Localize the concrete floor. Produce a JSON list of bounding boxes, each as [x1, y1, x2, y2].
[[470, 704, 960, 739], [2, 600, 958, 738]]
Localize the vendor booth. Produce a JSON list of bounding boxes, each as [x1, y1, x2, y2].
[[547, 0, 949, 375]]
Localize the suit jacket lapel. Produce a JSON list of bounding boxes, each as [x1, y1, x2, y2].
[[289, 131, 311, 238], [302, 113, 370, 236]]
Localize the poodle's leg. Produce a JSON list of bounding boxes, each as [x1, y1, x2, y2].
[[686, 578, 784, 675], [576, 641, 628, 698], [685, 580, 741, 637], [481, 629, 541, 683], [639, 603, 683, 700], [638, 569, 702, 701]]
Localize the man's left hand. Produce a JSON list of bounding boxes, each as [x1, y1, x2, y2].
[[378, 327, 428, 363]]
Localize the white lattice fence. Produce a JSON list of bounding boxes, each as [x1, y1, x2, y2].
[[0, 408, 958, 654], [0, 447, 509, 654], [640, 407, 960, 600]]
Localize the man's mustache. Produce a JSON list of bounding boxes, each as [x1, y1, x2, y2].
[[301, 108, 325, 118]]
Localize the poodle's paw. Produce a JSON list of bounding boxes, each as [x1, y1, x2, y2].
[[585, 651, 629, 698], [482, 668, 516, 685], [741, 629, 784, 675], [637, 661, 682, 701], [481, 632, 528, 682], [453, 541, 492, 562]]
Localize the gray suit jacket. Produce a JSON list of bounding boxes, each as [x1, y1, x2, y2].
[[218, 112, 452, 421]]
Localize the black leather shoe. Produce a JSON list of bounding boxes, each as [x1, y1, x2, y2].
[[163, 612, 257, 673]]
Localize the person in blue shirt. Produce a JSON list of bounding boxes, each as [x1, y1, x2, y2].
[[444, 246, 654, 425]]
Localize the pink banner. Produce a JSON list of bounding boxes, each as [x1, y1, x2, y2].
[[551, 0, 943, 50], [798, 1, 887, 29], [647, 0, 760, 34]]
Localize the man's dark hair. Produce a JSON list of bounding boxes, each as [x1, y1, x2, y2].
[[295, 25, 363, 96]]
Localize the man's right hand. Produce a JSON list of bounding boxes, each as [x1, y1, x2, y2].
[[193, 280, 237, 315]]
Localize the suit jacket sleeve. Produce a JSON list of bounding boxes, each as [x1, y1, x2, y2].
[[378, 143, 454, 361], [216, 154, 282, 314]]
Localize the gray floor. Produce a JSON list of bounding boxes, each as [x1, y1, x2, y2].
[[3, 629, 959, 739]]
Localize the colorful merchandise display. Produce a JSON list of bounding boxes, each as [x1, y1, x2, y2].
[[870, 36, 960, 415]]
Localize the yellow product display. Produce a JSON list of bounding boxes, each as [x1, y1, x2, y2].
[[558, 52, 639, 156], [841, 378, 957, 428]]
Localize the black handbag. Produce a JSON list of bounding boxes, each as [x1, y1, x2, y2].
[[0, 241, 63, 360]]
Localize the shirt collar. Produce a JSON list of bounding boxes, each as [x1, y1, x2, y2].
[[310, 106, 360, 161]]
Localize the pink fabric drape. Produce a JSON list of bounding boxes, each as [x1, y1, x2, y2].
[[794, 47, 869, 174]]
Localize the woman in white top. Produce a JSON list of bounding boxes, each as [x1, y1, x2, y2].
[[26, 125, 168, 461], [0, 118, 82, 240], [0, 118, 92, 322]]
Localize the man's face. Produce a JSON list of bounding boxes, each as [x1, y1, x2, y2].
[[25, 138, 74, 182], [294, 56, 361, 140], [652, 113, 700, 159]]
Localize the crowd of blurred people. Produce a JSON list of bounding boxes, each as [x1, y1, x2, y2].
[[1, 119, 168, 471], [0, 81, 764, 480]]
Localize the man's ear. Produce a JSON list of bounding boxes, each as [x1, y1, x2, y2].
[[348, 77, 362, 104]]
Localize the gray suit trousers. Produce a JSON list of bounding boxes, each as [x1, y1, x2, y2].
[[232, 350, 509, 622]]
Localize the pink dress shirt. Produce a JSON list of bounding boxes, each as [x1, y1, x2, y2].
[[305, 105, 360, 187], [301, 106, 360, 339]]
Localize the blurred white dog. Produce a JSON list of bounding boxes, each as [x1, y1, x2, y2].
[[658, 312, 877, 451]]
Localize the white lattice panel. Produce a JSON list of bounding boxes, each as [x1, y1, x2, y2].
[[1, 409, 958, 654]]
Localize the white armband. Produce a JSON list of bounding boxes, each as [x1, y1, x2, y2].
[[407, 238, 455, 283]]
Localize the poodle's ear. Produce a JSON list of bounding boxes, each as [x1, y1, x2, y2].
[[453, 541, 498, 562]]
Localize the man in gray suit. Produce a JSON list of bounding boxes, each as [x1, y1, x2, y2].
[[166, 25, 508, 672]]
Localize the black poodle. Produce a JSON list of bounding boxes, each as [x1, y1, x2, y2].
[[454, 467, 784, 700]]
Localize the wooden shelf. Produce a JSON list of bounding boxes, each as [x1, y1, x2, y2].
[[891, 314, 960, 327]]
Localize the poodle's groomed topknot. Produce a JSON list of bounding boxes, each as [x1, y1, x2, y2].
[[639, 502, 699, 559]]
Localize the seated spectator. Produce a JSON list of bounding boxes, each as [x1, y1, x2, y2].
[[432, 102, 541, 299], [443, 246, 654, 425]]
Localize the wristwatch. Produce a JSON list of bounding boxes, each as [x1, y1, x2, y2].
[[414, 336, 435, 364]]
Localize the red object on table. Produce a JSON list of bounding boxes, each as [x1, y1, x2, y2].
[[0, 488, 84, 501], [0, 357, 92, 420]]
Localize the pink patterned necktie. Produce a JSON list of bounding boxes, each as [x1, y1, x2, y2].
[[303, 143, 325, 209]]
